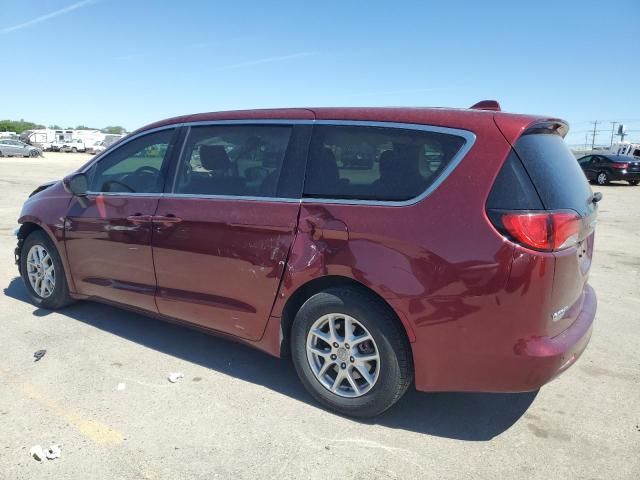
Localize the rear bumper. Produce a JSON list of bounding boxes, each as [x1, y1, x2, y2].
[[510, 283, 596, 387], [412, 283, 596, 392], [610, 171, 640, 181]]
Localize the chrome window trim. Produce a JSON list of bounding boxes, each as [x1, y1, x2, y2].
[[163, 193, 301, 203], [80, 119, 476, 205]]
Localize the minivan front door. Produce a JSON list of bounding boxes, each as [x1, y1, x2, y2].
[[65, 128, 177, 312], [151, 124, 309, 340]]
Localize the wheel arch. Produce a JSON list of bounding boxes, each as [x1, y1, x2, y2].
[[279, 275, 416, 357], [16, 221, 49, 272], [16, 218, 76, 293]]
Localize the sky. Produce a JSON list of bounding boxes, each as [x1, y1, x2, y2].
[[1, 0, 639, 146]]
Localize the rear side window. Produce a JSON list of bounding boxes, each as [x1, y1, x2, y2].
[[513, 134, 593, 216], [303, 125, 466, 201], [174, 125, 292, 197]]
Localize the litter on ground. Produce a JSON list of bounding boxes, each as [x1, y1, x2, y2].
[[33, 350, 46, 362], [167, 372, 184, 383], [30, 444, 62, 461]]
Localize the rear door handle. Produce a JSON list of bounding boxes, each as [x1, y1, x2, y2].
[[305, 216, 348, 241], [126, 214, 153, 224], [152, 214, 183, 225]]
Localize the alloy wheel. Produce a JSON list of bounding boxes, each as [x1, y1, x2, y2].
[[306, 313, 381, 398], [26, 244, 55, 298]]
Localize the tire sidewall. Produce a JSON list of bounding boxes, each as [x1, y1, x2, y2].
[[597, 172, 608, 185], [291, 289, 408, 417], [20, 231, 68, 308]]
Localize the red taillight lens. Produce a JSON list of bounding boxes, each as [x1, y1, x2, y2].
[[501, 211, 581, 251], [611, 163, 629, 169]]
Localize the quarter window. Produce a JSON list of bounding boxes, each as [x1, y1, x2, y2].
[[86, 129, 174, 193], [174, 125, 292, 197], [303, 125, 466, 201]]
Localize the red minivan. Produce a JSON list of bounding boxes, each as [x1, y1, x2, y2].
[[15, 103, 598, 417]]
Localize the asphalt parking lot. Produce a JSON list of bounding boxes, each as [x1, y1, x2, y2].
[[0, 152, 639, 479]]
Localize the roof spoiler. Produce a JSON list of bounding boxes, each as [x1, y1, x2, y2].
[[469, 100, 501, 111]]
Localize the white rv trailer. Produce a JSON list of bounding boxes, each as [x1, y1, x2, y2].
[[25, 129, 106, 151], [611, 142, 640, 158]]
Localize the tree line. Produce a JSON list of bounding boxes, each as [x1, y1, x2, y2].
[[0, 119, 126, 135]]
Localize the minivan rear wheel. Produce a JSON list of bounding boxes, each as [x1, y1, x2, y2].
[[291, 287, 412, 417], [20, 230, 74, 309]]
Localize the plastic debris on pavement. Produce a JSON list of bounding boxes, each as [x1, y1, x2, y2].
[[29, 445, 44, 462], [167, 372, 184, 383], [116, 382, 126, 391], [45, 445, 61, 460], [30, 444, 62, 461], [33, 350, 46, 362]]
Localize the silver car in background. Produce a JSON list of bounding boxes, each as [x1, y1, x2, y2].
[[0, 139, 42, 157]]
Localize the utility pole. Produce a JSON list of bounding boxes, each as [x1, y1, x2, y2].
[[590, 120, 599, 150], [610, 121, 617, 148]]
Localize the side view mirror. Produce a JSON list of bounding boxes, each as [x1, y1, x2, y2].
[[63, 172, 88, 196]]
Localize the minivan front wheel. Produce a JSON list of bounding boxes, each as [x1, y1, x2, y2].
[[20, 230, 74, 309], [291, 287, 412, 417]]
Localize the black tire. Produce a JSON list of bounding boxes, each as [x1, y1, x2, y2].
[[628, 180, 639, 186], [291, 287, 412, 417], [19, 230, 74, 309], [596, 171, 609, 185], [29, 150, 38, 157], [71, 147, 77, 153], [0, 150, 3, 157]]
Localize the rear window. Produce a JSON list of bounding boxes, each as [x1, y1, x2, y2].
[[303, 125, 466, 201], [513, 133, 594, 217]]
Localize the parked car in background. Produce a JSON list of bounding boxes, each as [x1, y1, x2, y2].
[[578, 153, 640, 185], [48, 140, 65, 152], [60, 139, 86, 153], [15, 104, 598, 417], [87, 140, 107, 155], [0, 139, 41, 157]]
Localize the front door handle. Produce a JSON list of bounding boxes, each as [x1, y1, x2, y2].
[[126, 214, 153, 224]]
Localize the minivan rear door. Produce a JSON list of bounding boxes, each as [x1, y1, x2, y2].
[[151, 123, 311, 341]]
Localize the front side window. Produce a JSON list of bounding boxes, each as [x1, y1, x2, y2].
[[578, 156, 593, 165], [174, 125, 292, 197], [304, 125, 466, 201], [86, 128, 174, 193]]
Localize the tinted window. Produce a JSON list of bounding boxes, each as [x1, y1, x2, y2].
[[578, 155, 592, 165], [174, 125, 292, 197], [304, 125, 466, 201], [486, 150, 543, 210], [86, 129, 174, 193], [513, 134, 594, 217]]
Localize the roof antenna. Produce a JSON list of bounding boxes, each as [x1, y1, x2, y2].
[[470, 100, 501, 111]]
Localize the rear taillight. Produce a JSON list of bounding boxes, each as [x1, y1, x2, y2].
[[495, 211, 581, 252], [611, 163, 629, 169]]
